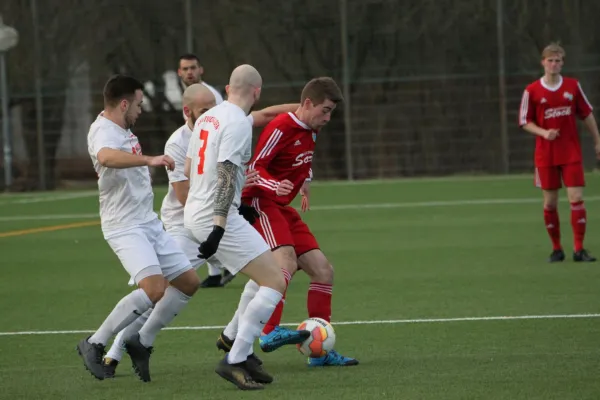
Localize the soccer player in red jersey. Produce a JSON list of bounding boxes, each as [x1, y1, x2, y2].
[[217, 77, 358, 366], [519, 42, 600, 262]]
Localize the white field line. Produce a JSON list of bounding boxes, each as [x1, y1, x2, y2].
[[1, 313, 599, 337], [2, 195, 600, 222], [0, 191, 97, 206], [0, 172, 553, 206]]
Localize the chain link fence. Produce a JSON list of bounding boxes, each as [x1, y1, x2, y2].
[[1, 0, 600, 190]]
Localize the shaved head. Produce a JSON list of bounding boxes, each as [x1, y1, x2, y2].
[[183, 83, 215, 108], [183, 83, 216, 125], [225, 64, 262, 114], [228, 64, 262, 93]]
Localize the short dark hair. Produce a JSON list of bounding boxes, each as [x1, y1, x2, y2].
[[300, 77, 344, 106], [103, 75, 144, 107], [179, 53, 200, 66]]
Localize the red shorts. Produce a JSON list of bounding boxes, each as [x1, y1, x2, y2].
[[535, 163, 585, 190], [246, 197, 319, 257]]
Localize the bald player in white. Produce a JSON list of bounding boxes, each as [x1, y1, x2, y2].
[[184, 65, 287, 390], [102, 82, 299, 377]]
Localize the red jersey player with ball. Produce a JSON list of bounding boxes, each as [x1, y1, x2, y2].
[[217, 77, 358, 367], [519, 43, 600, 262]]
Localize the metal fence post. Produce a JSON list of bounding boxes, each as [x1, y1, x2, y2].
[[340, 0, 354, 180]]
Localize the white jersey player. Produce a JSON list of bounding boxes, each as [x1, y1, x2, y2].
[[101, 84, 300, 376], [178, 53, 233, 285], [184, 65, 287, 390], [76, 75, 200, 383]]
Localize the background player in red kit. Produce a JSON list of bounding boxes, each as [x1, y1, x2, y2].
[[217, 77, 358, 367], [519, 42, 600, 262]]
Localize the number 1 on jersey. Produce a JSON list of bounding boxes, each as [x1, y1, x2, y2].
[[197, 129, 209, 174]]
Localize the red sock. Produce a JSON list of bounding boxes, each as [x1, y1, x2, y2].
[[571, 201, 587, 252], [307, 283, 333, 322], [544, 207, 562, 251], [262, 269, 292, 335]]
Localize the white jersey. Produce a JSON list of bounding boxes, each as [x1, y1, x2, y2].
[[202, 82, 224, 104], [87, 115, 156, 233], [161, 113, 255, 229], [184, 101, 252, 227], [160, 124, 192, 229]]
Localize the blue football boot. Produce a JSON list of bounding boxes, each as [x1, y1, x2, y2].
[[259, 326, 310, 353], [307, 350, 359, 367]]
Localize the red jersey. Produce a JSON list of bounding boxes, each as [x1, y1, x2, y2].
[[242, 112, 315, 206], [519, 76, 593, 167]]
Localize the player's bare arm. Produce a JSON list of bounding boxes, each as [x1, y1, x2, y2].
[[184, 157, 191, 178], [251, 104, 299, 127], [213, 160, 238, 228], [300, 180, 311, 212], [521, 123, 559, 141], [582, 114, 600, 158], [97, 148, 175, 170], [172, 180, 189, 205]]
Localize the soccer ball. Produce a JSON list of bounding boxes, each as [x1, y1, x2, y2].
[[296, 317, 336, 357]]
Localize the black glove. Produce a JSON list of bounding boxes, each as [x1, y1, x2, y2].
[[238, 203, 260, 224], [198, 226, 225, 259]]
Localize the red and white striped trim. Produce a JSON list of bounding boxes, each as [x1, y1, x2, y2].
[[282, 269, 292, 283], [252, 198, 278, 248], [288, 112, 311, 130], [257, 178, 279, 191], [577, 82, 593, 111], [519, 90, 530, 126], [250, 129, 283, 170], [308, 283, 333, 294]]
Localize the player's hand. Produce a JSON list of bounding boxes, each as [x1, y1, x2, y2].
[[243, 169, 260, 189], [594, 142, 600, 159], [544, 129, 560, 141], [147, 155, 175, 171], [198, 226, 225, 259], [238, 203, 260, 224], [300, 181, 311, 212], [276, 180, 294, 196]]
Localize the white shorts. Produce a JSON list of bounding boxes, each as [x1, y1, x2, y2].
[[166, 226, 207, 270], [105, 218, 192, 285], [188, 213, 270, 275]]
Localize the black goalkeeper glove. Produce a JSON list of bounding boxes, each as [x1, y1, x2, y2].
[[198, 225, 225, 259], [238, 203, 260, 224]]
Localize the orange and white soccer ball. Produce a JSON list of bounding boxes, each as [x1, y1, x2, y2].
[[296, 317, 336, 357]]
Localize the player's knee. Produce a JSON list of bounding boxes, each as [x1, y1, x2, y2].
[[269, 272, 287, 294], [170, 269, 200, 296], [256, 265, 287, 294], [542, 190, 559, 209], [311, 261, 334, 284], [139, 281, 166, 304], [567, 188, 584, 203]]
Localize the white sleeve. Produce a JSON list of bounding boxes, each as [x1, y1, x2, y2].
[[218, 120, 250, 167], [186, 133, 195, 158], [165, 142, 188, 183], [214, 90, 224, 104], [246, 114, 254, 126], [89, 128, 123, 157]]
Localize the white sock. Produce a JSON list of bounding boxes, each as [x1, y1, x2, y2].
[[105, 308, 152, 361], [138, 286, 190, 348], [88, 289, 153, 346], [207, 262, 221, 276], [228, 286, 282, 364], [223, 280, 259, 339]]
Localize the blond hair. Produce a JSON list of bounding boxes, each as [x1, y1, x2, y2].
[[542, 42, 566, 60]]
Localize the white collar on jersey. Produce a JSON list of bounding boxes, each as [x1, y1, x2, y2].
[[540, 75, 563, 92], [288, 112, 311, 130]]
